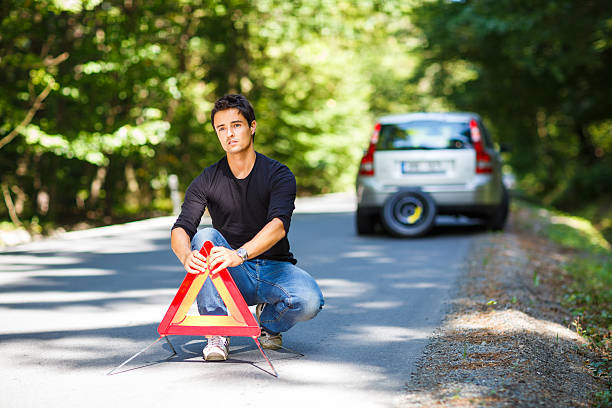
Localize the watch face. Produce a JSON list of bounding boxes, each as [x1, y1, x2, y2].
[[237, 248, 248, 260]]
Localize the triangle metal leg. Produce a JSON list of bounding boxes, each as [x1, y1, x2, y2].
[[163, 335, 177, 355], [106, 336, 177, 376], [252, 337, 278, 377], [276, 344, 305, 357], [107, 334, 300, 378]]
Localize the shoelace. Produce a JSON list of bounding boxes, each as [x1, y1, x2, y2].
[[208, 336, 227, 348], [261, 331, 280, 339]]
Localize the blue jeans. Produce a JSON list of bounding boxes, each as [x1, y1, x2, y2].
[[192, 228, 324, 334]]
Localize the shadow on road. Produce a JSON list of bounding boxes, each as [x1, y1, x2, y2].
[[0, 211, 488, 396]]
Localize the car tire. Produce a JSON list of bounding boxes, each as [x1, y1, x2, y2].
[[356, 209, 377, 235], [380, 190, 437, 237], [486, 186, 509, 231]]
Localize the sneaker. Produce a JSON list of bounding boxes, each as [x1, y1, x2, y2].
[[255, 303, 283, 350], [259, 329, 282, 350], [203, 336, 229, 361]]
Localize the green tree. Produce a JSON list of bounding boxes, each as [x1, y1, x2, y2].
[[1, 0, 183, 227], [1, 0, 418, 232], [409, 0, 612, 207]]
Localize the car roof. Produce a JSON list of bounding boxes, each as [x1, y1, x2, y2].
[[377, 112, 480, 125]]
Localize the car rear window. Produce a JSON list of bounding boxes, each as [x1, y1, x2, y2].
[[377, 120, 472, 151]]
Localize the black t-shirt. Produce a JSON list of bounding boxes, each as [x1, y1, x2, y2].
[[172, 152, 297, 264]]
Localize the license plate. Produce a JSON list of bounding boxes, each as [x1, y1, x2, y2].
[[401, 160, 449, 174]]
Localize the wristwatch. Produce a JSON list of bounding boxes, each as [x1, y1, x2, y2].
[[236, 248, 248, 263]]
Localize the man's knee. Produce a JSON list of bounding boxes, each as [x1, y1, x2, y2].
[[191, 227, 223, 250], [289, 291, 324, 321]]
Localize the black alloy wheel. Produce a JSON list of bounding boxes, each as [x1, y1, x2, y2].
[[380, 190, 437, 237]]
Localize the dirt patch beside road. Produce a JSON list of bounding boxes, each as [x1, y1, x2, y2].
[[401, 214, 606, 407]]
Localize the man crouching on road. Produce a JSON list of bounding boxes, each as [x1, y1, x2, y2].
[[170, 94, 324, 361]]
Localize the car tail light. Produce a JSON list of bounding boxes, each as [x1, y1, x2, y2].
[[359, 123, 381, 176], [469, 119, 492, 174]]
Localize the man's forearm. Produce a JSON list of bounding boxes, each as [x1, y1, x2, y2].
[[172, 227, 209, 274], [241, 217, 286, 260], [197, 218, 287, 275], [171, 227, 192, 265]]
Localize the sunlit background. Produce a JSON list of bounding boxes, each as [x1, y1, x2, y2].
[[1, 0, 610, 241]]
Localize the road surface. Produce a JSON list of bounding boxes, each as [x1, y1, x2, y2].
[[0, 193, 483, 407]]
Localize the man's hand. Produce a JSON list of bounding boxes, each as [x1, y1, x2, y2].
[[207, 246, 243, 275], [182, 250, 208, 274]]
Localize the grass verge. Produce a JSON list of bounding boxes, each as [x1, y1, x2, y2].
[[514, 199, 611, 406]]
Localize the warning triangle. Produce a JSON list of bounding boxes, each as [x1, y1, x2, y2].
[[157, 240, 261, 338]]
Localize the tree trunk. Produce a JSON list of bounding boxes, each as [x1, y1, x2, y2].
[[88, 166, 107, 206], [124, 162, 140, 209]]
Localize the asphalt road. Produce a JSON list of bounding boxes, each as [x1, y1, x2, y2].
[[0, 194, 483, 407]]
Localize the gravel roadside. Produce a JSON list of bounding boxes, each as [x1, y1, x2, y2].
[[400, 211, 606, 407]]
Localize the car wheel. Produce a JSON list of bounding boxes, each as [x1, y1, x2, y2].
[[380, 190, 437, 237], [356, 209, 377, 235], [486, 187, 509, 230]]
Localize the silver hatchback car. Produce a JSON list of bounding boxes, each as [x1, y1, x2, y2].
[[356, 112, 509, 237]]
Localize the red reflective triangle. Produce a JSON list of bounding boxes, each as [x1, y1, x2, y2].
[[158, 241, 261, 338]]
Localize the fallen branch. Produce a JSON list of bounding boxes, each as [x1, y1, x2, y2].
[[0, 52, 69, 150], [1, 182, 23, 227]]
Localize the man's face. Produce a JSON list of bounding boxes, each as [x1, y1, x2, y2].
[[213, 108, 256, 155]]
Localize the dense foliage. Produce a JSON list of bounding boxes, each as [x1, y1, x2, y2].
[[409, 0, 612, 210], [1, 0, 610, 232], [0, 0, 401, 229]]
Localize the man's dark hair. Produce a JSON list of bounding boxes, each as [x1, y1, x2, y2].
[[211, 94, 256, 140]]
